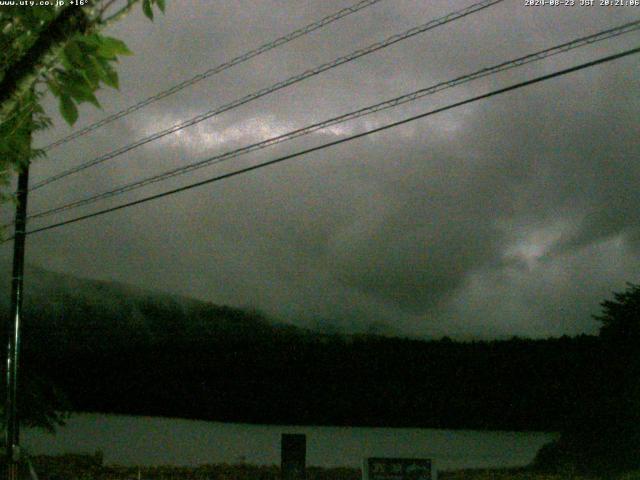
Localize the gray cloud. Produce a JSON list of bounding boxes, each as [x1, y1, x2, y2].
[[4, 0, 639, 339]]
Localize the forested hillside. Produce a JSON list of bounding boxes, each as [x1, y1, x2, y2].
[[2, 265, 603, 432]]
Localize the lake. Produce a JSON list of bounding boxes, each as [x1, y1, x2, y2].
[[23, 413, 555, 471]]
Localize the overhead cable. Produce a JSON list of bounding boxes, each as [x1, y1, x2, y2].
[[13, 45, 639, 239], [40, 0, 387, 152], [31, 0, 505, 191], [24, 19, 640, 223]]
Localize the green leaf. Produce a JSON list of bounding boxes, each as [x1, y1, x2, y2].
[[63, 73, 101, 108], [75, 33, 102, 51], [156, 0, 166, 13], [63, 41, 84, 68], [142, 0, 154, 20], [76, 39, 100, 59], [106, 68, 119, 89], [81, 87, 101, 108], [81, 62, 101, 89], [96, 36, 133, 59], [46, 78, 62, 98], [58, 53, 73, 72], [89, 57, 108, 85], [99, 61, 119, 89], [59, 95, 78, 125]]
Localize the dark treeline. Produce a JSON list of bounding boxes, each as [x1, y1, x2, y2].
[[6, 272, 606, 432], [36, 332, 602, 432]]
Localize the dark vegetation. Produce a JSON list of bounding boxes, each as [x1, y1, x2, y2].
[[2, 453, 627, 480], [1, 266, 639, 475], [1, 452, 361, 480], [2, 266, 598, 431], [29, 327, 600, 431], [531, 284, 640, 476]]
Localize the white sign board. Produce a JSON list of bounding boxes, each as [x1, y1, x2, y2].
[[363, 457, 436, 480]]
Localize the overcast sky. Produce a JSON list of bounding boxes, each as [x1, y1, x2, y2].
[[3, 0, 639, 339]]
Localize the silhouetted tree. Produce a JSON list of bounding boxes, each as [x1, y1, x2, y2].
[[595, 282, 640, 346], [534, 283, 640, 476]]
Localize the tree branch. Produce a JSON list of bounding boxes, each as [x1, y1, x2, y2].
[[99, 0, 141, 28], [97, 0, 121, 18], [0, 6, 92, 121]]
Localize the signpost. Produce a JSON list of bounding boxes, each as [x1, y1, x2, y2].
[[364, 457, 436, 480], [281, 433, 306, 480]]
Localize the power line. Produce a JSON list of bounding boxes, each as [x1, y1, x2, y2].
[[22, 20, 640, 223], [30, 0, 505, 191], [40, 0, 387, 152], [14, 45, 639, 240]]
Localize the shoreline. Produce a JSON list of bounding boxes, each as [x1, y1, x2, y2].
[[21, 453, 614, 480]]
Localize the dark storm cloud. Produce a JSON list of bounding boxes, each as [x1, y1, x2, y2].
[[7, 0, 639, 338]]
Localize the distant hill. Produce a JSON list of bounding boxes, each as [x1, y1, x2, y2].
[[0, 262, 312, 365], [0, 264, 602, 431]]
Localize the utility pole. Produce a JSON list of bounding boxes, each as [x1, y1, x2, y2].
[[5, 162, 30, 480]]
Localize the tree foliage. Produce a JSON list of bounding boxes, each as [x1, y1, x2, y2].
[[534, 282, 640, 476], [0, 0, 165, 200], [595, 282, 640, 345], [0, 0, 165, 430]]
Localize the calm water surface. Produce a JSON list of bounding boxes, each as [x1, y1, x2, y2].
[[23, 413, 555, 471]]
